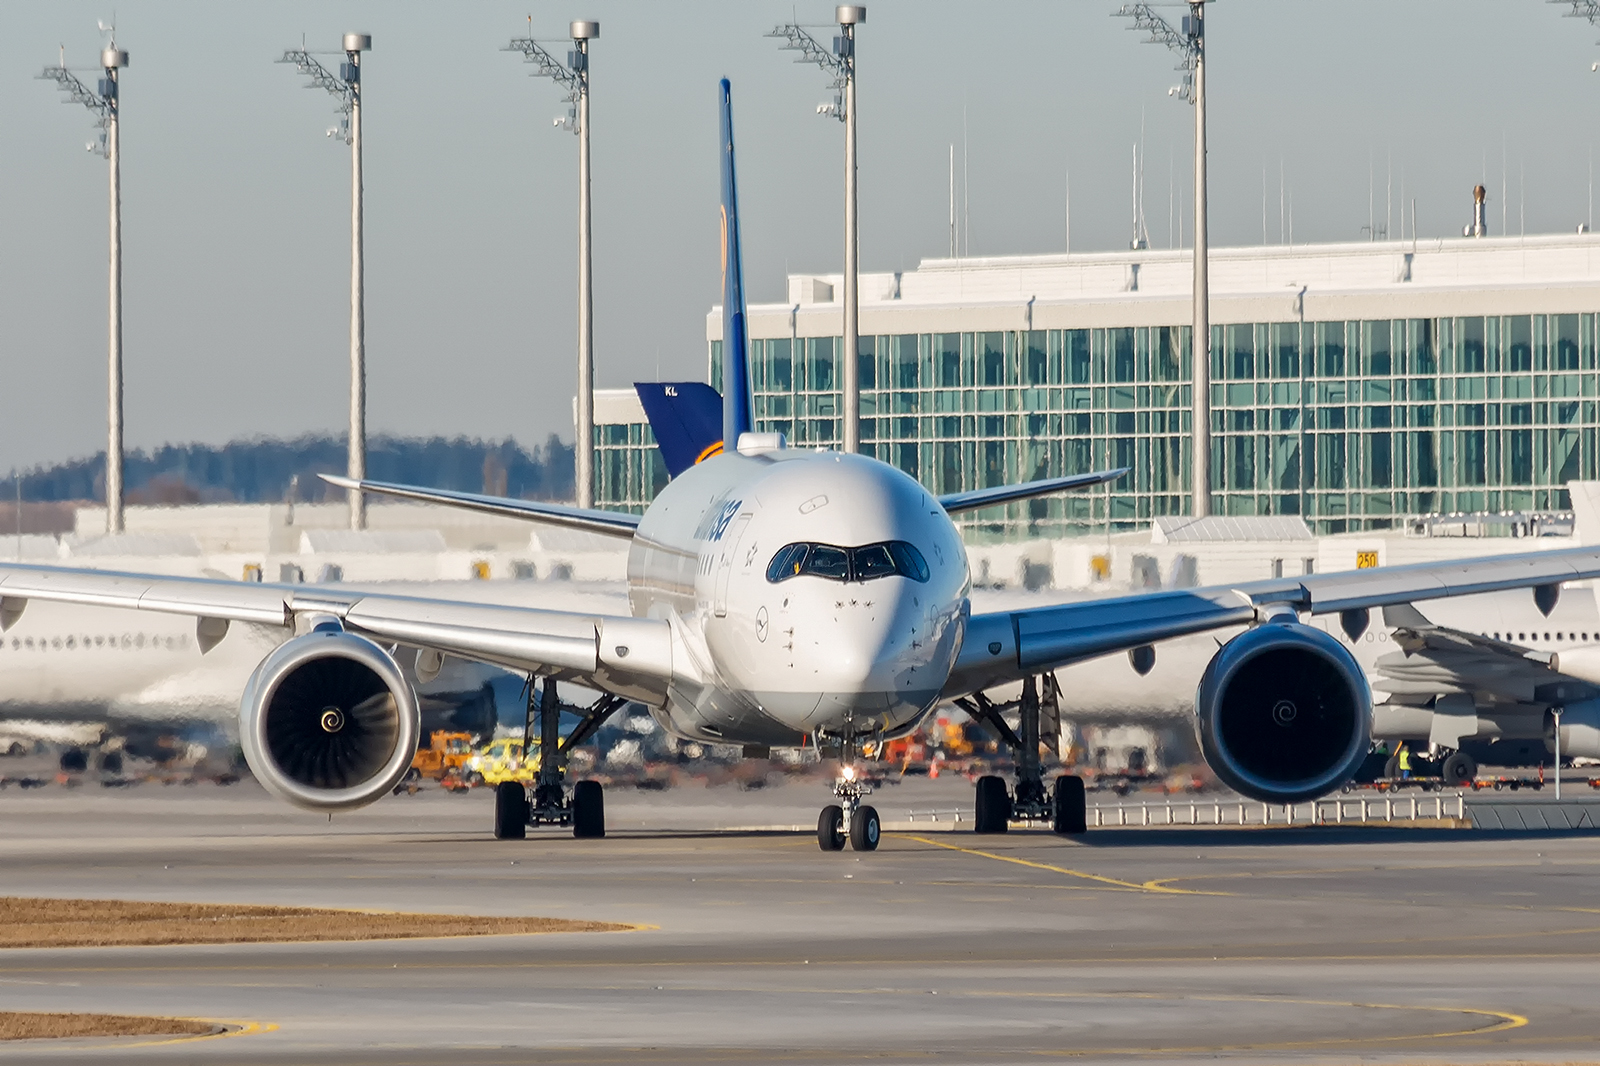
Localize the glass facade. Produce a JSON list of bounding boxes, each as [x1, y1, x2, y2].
[[598, 313, 1600, 537], [592, 419, 668, 515]]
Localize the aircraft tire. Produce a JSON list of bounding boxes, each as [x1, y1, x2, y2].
[[572, 780, 605, 839], [818, 805, 845, 851], [975, 775, 1010, 834], [493, 782, 527, 840], [849, 805, 880, 852], [1383, 755, 1400, 779], [1052, 775, 1087, 835], [1441, 751, 1476, 787]]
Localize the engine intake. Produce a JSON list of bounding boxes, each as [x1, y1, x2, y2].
[[1195, 622, 1370, 803], [239, 630, 420, 811]]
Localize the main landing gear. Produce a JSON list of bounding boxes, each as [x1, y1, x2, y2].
[[816, 735, 880, 853], [956, 674, 1087, 836], [493, 677, 624, 841]]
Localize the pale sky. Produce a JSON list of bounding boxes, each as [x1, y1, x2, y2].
[[2, 1, 1598, 473]]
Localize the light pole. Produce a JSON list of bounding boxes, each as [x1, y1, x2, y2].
[[280, 34, 372, 530], [40, 39, 129, 535], [1553, 706, 1565, 799], [1115, 2, 1210, 517], [769, 6, 866, 455], [507, 20, 599, 508]]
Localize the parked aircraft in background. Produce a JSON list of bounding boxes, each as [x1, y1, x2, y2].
[[3, 81, 1600, 852]]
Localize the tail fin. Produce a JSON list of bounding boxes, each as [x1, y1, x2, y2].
[[718, 78, 754, 447], [634, 382, 725, 478]]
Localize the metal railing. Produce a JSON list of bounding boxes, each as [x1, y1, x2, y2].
[[904, 794, 1470, 829], [1087, 793, 1467, 828]]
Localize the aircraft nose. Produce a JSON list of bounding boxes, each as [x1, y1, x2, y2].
[[794, 592, 956, 726]]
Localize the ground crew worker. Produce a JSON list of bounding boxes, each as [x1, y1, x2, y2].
[[1397, 742, 1412, 780]]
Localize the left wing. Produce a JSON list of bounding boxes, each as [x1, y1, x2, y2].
[[0, 563, 670, 704], [946, 544, 1600, 697], [938, 467, 1128, 515]]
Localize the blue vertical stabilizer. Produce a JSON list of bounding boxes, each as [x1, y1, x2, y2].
[[718, 78, 754, 447], [634, 382, 725, 478]]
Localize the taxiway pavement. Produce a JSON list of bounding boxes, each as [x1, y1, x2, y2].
[[3, 778, 1600, 1064]]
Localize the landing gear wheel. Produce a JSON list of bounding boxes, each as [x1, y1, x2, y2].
[[493, 782, 527, 840], [572, 780, 605, 839], [974, 775, 1011, 834], [1052, 775, 1087, 835], [1441, 751, 1477, 787], [1383, 754, 1400, 779], [849, 805, 880, 852], [818, 804, 845, 851]]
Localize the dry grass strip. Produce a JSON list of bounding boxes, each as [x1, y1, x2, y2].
[[0, 1012, 217, 1041], [0, 896, 631, 949]]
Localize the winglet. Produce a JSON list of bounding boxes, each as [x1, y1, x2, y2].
[[1381, 602, 1434, 629], [718, 78, 754, 447]]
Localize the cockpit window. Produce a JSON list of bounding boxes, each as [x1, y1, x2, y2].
[[802, 545, 850, 580], [766, 543, 808, 581], [851, 544, 897, 580], [766, 541, 931, 584]]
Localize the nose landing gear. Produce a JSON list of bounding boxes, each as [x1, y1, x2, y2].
[[957, 674, 1087, 836], [493, 677, 624, 841], [816, 734, 880, 852]]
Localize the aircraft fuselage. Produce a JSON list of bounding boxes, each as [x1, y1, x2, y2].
[[625, 447, 970, 747]]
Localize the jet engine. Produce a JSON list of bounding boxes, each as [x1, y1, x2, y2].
[[238, 629, 420, 812], [1195, 622, 1370, 803]]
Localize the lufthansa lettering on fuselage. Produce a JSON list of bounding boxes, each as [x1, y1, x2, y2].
[[698, 499, 744, 543]]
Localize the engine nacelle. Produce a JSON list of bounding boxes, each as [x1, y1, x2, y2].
[[239, 630, 420, 812], [1195, 622, 1370, 804], [1554, 699, 1600, 759]]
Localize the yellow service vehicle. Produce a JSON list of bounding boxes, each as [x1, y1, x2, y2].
[[468, 737, 540, 786]]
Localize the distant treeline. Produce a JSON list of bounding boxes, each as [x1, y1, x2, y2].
[[12, 434, 576, 505]]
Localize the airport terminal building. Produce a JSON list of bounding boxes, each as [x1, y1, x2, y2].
[[594, 232, 1600, 536]]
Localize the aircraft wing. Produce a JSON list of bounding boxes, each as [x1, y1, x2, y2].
[[1379, 602, 1547, 661], [945, 544, 1600, 697], [0, 563, 668, 702], [937, 467, 1128, 515], [320, 475, 640, 539]]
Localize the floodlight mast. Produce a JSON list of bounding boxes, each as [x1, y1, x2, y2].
[[506, 20, 599, 509], [279, 34, 372, 530], [768, 7, 866, 455], [39, 41, 129, 535], [1115, 1, 1211, 519]]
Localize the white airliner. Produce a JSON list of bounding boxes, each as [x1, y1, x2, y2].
[[3, 80, 1600, 850]]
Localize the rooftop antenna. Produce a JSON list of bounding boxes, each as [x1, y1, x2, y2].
[[506, 18, 600, 506], [768, 6, 866, 455], [279, 33, 373, 530], [39, 31, 129, 535], [1113, 0, 1211, 517]]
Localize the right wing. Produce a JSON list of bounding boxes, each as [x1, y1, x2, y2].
[[319, 475, 640, 539], [0, 563, 671, 705], [946, 544, 1600, 698]]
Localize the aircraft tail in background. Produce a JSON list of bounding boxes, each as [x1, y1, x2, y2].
[[634, 382, 725, 478]]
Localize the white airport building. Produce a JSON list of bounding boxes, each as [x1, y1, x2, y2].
[[613, 229, 1600, 543]]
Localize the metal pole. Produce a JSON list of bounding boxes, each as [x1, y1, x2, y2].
[[104, 51, 124, 535], [1189, 0, 1211, 518], [345, 36, 368, 531], [840, 8, 861, 455], [1554, 707, 1564, 800], [574, 24, 596, 509]]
